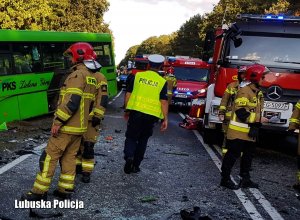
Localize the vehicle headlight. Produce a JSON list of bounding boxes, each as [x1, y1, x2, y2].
[[197, 89, 206, 94]]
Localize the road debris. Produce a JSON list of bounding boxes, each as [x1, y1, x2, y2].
[[140, 196, 157, 203], [163, 151, 189, 156]]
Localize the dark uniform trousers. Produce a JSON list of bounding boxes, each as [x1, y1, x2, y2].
[[124, 110, 158, 167], [221, 139, 256, 179]]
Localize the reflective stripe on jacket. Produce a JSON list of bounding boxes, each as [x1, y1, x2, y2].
[[127, 70, 166, 119], [289, 101, 300, 129], [219, 81, 239, 121], [164, 75, 177, 95], [227, 83, 264, 142], [54, 64, 98, 135]]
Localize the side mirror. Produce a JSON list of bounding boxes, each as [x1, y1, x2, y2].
[[234, 37, 243, 48]]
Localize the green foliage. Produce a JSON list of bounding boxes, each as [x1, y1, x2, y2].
[[170, 14, 204, 58], [265, 0, 290, 14], [0, 0, 110, 33]]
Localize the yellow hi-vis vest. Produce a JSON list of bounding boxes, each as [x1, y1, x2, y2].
[[127, 70, 166, 119]]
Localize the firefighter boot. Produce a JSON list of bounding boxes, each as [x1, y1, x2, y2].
[[220, 178, 239, 190], [81, 172, 91, 183], [240, 178, 259, 188], [21, 191, 47, 201], [53, 190, 72, 200], [124, 158, 133, 174]]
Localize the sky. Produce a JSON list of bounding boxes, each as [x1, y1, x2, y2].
[[104, 0, 219, 65]]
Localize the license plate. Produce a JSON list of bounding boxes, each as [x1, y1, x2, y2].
[[175, 94, 188, 98], [264, 101, 289, 110], [192, 98, 205, 105]]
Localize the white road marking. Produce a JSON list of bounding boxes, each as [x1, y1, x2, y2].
[[0, 90, 123, 175], [108, 89, 123, 104], [212, 144, 283, 220], [0, 143, 47, 175], [178, 113, 283, 220]]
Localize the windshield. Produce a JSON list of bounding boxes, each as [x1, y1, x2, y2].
[[174, 67, 209, 82], [227, 34, 300, 69]]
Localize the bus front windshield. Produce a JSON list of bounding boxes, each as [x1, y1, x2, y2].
[[174, 67, 209, 82], [227, 34, 300, 68]]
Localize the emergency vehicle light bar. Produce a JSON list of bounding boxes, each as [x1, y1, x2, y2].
[[237, 14, 300, 22]]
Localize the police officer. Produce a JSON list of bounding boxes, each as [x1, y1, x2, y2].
[[164, 67, 177, 105], [218, 66, 246, 156], [76, 69, 108, 183], [220, 64, 269, 190], [123, 54, 168, 174], [21, 42, 101, 200], [288, 100, 300, 193]]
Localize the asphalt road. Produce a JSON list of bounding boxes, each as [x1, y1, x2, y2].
[[0, 90, 299, 220]]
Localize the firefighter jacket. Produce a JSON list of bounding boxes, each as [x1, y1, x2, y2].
[[219, 81, 239, 121], [289, 101, 300, 131], [164, 74, 177, 96], [53, 63, 99, 135], [289, 100, 300, 152], [89, 72, 108, 121], [227, 83, 264, 142], [127, 70, 166, 119]]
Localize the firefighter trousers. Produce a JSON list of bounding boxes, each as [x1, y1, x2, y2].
[[31, 133, 81, 195], [221, 139, 256, 179], [76, 122, 100, 173], [124, 111, 158, 167]]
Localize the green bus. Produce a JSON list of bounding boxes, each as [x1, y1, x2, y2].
[[0, 29, 117, 124]]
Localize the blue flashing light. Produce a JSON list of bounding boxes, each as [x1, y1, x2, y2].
[[168, 57, 176, 63], [174, 90, 178, 94], [278, 16, 284, 19], [266, 15, 272, 19], [186, 91, 191, 95]]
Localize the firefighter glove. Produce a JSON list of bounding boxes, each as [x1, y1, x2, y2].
[[91, 116, 101, 127], [235, 108, 250, 122]]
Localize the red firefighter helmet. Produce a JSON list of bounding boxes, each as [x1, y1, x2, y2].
[[64, 42, 97, 63], [245, 64, 269, 83]]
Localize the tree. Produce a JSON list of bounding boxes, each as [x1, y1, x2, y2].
[[136, 34, 174, 56], [0, 0, 110, 33], [265, 0, 290, 14], [171, 14, 204, 58], [119, 45, 139, 68]]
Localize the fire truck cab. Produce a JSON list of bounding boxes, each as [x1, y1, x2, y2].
[[165, 56, 212, 117], [203, 14, 300, 144], [132, 54, 149, 74]]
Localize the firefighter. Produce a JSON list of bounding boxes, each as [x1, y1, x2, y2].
[[218, 66, 247, 156], [164, 67, 177, 105], [21, 42, 101, 200], [76, 71, 108, 183], [288, 100, 300, 193], [220, 64, 269, 190], [123, 54, 169, 174]]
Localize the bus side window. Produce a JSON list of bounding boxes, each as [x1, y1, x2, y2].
[[42, 43, 65, 71], [93, 43, 113, 67], [12, 43, 40, 74], [0, 54, 11, 75]]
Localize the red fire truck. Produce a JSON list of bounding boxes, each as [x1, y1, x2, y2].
[[203, 14, 300, 144], [165, 56, 212, 117]]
